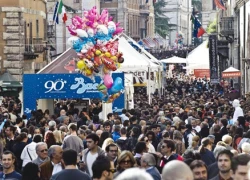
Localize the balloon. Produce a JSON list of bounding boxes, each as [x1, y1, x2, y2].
[[102, 57, 117, 71], [67, 25, 77, 35], [67, 36, 80, 47], [111, 77, 123, 94], [104, 74, 113, 89], [76, 29, 88, 39], [107, 92, 121, 103], [118, 57, 124, 63], [77, 60, 85, 70]]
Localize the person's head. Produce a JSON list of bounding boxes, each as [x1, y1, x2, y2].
[[2, 151, 16, 171], [105, 143, 119, 160], [135, 141, 148, 154], [96, 130, 103, 137], [62, 149, 78, 166], [190, 160, 207, 180], [140, 153, 156, 168], [120, 127, 127, 136], [53, 130, 63, 143], [16, 117, 23, 126], [103, 121, 111, 132], [34, 128, 41, 135], [242, 142, 250, 154], [115, 167, 154, 180], [92, 155, 115, 180], [222, 135, 232, 145], [114, 125, 121, 133], [35, 142, 48, 160], [107, 113, 114, 120], [162, 160, 193, 180], [33, 134, 43, 143], [161, 139, 175, 155], [86, 133, 99, 150], [48, 145, 63, 162], [220, 119, 228, 127], [22, 162, 40, 180], [15, 132, 28, 142], [213, 145, 227, 159], [191, 119, 197, 128], [68, 123, 77, 134], [5, 125, 15, 137], [231, 154, 250, 180], [217, 150, 233, 174], [117, 151, 136, 171]]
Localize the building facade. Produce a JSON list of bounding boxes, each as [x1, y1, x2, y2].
[[163, 0, 192, 46], [100, 0, 154, 41], [0, 0, 47, 80]]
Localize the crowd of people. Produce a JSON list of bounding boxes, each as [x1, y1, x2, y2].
[[0, 75, 250, 180]]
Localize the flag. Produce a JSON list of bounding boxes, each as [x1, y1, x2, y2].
[[146, 0, 149, 3], [53, 0, 67, 24], [191, 15, 206, 38], [214, 0, 226, 10], [62, 6, 67, 23]]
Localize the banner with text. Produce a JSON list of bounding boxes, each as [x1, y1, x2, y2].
[[209, 35, 219, 84]]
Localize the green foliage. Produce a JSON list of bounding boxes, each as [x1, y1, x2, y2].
[[64, 4, 77, 13], [206, 19, 217, 34], [154, 0, 176, 38]]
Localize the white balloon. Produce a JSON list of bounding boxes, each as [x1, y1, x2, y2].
[[76, 29, 88, 38], [67, 36, 80, 47]]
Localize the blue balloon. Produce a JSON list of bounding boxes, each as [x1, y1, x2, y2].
[[73, 39, 86, 52], [111, 77, 124, 94]]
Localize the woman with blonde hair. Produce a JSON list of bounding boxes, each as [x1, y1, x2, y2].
[[102, 137, 114, 150], [191, 136, 200, 150], [53, 130, 63, 146], [114, 150, 137, 178]]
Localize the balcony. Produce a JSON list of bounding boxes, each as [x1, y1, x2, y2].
[[33, 38, 44, 53], [219, 17, 234, 37], [139, 5, 150, 16]]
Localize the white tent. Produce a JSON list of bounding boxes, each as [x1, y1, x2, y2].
[[183, 63, 209, 69], [161, 56, 187, 64], [117, 37, 159, 72], [223, 67, 240, 72], [186, 41, 209, 66]]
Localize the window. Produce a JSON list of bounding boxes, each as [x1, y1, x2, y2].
[[36, 19, 39, 38], [74, 0, 80, 3], [212, 1, 216, 10]]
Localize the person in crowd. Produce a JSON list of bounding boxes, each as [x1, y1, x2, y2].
[[210, 150, 233, 180], [140, 153, 161, 180], [115, 167, 154, 180], [40, 145, 63, 180], [105, 143, 119, 167], [51, 149, 91, 180], [180, 124, 195, 149], [12, 132, 28, 170], [190, 160, 208, 180], [162, 160, 194, 180], [44, 131, 56, 149], [134, 141, 148, 166], [92, 155, 115, 180], [32, 142, 49, 166], [22, 162, 40, 180], [53, 130, 63, 146], [116, 127, 128, 151], [103, 121, 112, 133], [82, 133, 105, 177], [112, 125, 121, 142], [222, 135, 234, 151], [231, 154, 250, 180], [199, 137, 216, 166], [62, 123, 83, 154], [139, 135, 156, 153], [219, 119, 228, 137], [107, 113, 115, 126], [5, 125, 16, 152], [119, 109, 129, 123], [15, 117, 23, 134], [114, 150, 136, 178], [241, 142, 250, 154], [0, 151, 22, 179], [21, 134, 42, 168]]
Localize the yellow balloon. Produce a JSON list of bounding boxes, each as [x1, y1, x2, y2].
[[95, 50, 102, 56], [116, 63, 120, 69], [105, 52, 111, 58], [77, 60, 85, 70], [111, 56, 118, 61]]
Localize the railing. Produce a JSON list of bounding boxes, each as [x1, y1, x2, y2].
[[220, 17, 234, 36], [139, 5, 150, 15], [33, 38, 44, 53]]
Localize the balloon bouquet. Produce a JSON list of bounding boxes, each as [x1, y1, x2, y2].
[[67, 6, 124, 103]]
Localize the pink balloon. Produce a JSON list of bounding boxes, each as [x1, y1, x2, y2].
[[104, 74, 113, 89], [67, 25, 77, 36]]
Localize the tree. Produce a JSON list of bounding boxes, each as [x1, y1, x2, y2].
[[206, 19, 217, 34], [154, 0, 176, 38]]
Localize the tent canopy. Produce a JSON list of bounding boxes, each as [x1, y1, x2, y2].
[[161, 56, 187, 64], [223, 67, 240, 72], [186, 41, 209, 66], [0, 71, 22, 87], [183, 63, 209, 69]]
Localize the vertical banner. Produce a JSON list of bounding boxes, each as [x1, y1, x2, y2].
[[209, 34, 219, 84]]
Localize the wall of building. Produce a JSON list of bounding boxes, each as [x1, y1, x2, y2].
[[0, 0, 46, 80]]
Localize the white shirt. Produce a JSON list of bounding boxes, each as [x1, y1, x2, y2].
[[193, 126, 201, 133], [21, 142, 37, 167], [51, 162, 63, 175], [15, 125, 21, 134], [86, 152, 98, 177]]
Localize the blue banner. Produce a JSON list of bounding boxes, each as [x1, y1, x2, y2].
[[23, 73, 125, 118]]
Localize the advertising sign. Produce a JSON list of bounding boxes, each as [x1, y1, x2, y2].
[[209, 35, 219, 84], [23, 73, 125, 118], [194, 69, 210, 78]]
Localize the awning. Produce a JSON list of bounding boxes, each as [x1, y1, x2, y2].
[[161, 56, 187, 64], [222, 67, 241, 78]]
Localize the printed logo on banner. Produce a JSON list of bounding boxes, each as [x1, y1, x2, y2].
[[44, 79, 67, 93], [113, 107, 123, 113], [70, 77, 99, 94]]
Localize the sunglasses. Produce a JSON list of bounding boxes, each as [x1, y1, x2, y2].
[[121, 160, 132, 164], [40, 149, 48, 153], [108, 169, 117, 173]]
